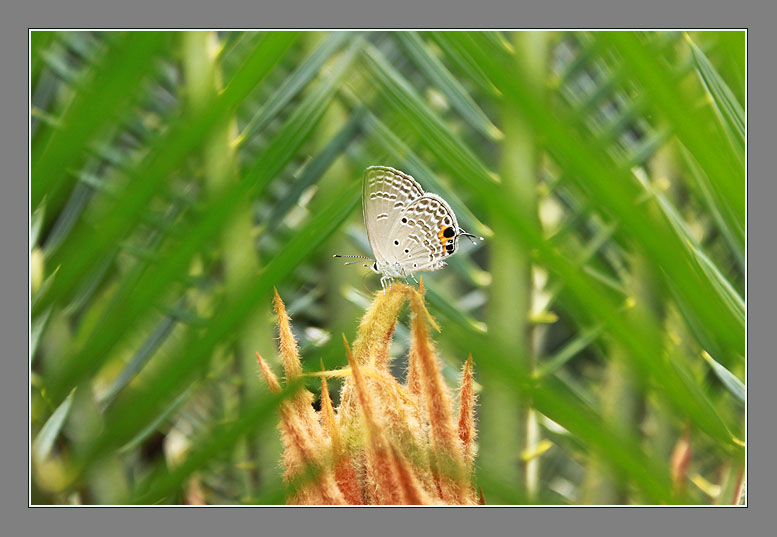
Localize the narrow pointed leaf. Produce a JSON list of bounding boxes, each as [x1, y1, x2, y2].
[[33, 389, 76, 462], [32, 32, 171, 209], [44, 40, 355, 405], [702, 351, 745, 404], [395, 32, 502, 140], [686, 34, 745, 154], [76, 183, 359, 467], [34, 31, 300, 319]]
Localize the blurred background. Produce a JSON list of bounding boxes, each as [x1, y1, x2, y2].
[[30, 30, 745, 505]]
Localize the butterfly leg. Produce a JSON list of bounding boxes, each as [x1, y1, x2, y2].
[[380, 276, 390, 295], [409, 273, 419, 285]]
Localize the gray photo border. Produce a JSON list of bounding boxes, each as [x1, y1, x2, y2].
[[5, 0, 773, 535]]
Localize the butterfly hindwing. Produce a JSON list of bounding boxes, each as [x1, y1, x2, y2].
[[385, 193, 460, 273]]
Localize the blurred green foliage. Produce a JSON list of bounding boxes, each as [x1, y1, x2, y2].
[[30, 30, 745, 505]]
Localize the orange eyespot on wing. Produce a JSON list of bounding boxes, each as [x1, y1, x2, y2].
[[438, 226, 456, 255], [437, 225, 453, 244]]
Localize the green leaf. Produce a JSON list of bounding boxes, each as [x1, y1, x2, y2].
[[678, 144, 744, 270], [686, 33, 745, 155], [595, 32, 744, 234], [30, 307, 52, 365], [74, 182, 359, 469], [714, 31, 745, 103], [427, 306, 678, 503], [30, 200, 46, 249], [395, 32, 502, 140], [33, 31, 300, 320], [33, 388, 76, 462], [236, 31, 352, 147], [636, 170, 745, 330], [424, 286, 486, 336], [537, 325, 603, 378], [702, 351, 745, 404], [446, 32, 744, 363], [397, 32, 741, 450], [690, 243, 745, 327], [266, 107, 364, 232], [128, 386, 291, 503], [32, 32, 172, 210], [118, 389, 191, 454], [99, 302, 185, 409], [425, 32, 499, 97], [361, 44, 495, 188], [44, 41, 355, 406], [31, 30, 58, 87]]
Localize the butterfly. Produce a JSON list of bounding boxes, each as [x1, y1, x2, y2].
[[335, 166, 482, 292]]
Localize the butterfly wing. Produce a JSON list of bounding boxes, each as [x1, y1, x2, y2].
[[385, 193, 461, 273], [363, 166, 424, 263]]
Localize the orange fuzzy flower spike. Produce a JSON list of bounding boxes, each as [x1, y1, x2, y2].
[[456, 354, 477, 497], [255, 352, 345, 505], [257, 286, 478, 505], [390, 443, 434, 505], [369, 366, 434, 490], [337, 284, 410, 452], [319, 375, 339, 452], [256, 351, 282, 394], [352, 284, 410, 366], [320, 374, 363, 505], [272, 289, 323, 445], [457, 354, 477, 467], [343, 335, 402, 504], [409, 287, 470, 504], [273, 287, 303, 381]]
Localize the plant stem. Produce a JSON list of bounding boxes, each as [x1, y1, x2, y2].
[[182, 31, 278, 499], [481, 31, 547, 500], [582, 243, 660, 503], [304, 32, 362, 374]]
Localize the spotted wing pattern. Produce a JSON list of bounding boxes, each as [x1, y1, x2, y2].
[[386, 193, 460, 273], [363, 166, 424, 263]]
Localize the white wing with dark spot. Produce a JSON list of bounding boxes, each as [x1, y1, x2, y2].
[[386, 193, 461, 273], [363, 166, 424, 264]]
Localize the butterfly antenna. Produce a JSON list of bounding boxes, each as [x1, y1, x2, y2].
[[333, 254, 373, 260], [333, 254, 375, 266], [458, 229, 484, 245]]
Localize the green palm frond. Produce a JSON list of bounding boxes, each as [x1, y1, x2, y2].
[[31, 30, 745, 506]]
